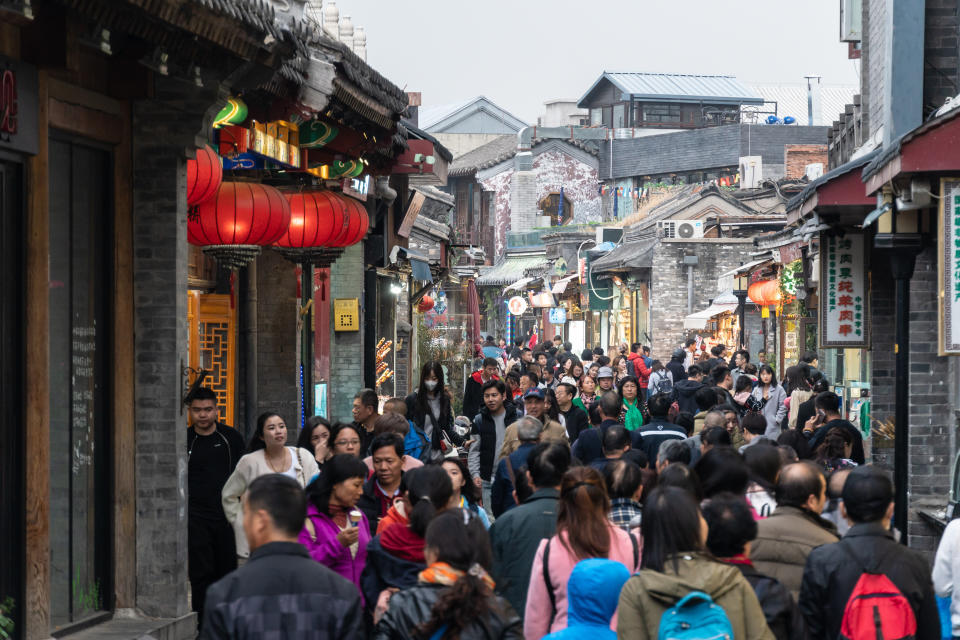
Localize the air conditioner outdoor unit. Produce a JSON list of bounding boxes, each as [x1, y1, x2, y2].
[[739, 156, 763, 189], [660, 220, 704, 239]]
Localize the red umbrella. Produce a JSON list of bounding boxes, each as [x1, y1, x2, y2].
[[467, 279, 482, 358]]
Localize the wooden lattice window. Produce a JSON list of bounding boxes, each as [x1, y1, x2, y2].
[[187, 292, 237, 426]]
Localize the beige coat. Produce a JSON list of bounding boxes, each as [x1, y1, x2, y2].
[[751, 505, 838, 599], [221, 446, 319, 558], [498, 418, 568, 461]]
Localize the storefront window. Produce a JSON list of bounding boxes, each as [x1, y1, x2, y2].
[[48, 137, 112, 628]]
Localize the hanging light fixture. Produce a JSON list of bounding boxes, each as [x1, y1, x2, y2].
[[188, 182, 291, 269]]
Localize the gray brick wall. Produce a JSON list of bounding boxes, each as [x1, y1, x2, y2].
[[256, 249, 300, 437], [650, 240, 755, 358], [867, 0, 886, 140], [328, 243, 365, 422], [924, 0, 960, 118], [131, 109, 192, 619], [510, 170, 537, 231], [869, 247, 952, 557]]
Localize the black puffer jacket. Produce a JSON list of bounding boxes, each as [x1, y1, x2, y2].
[[373, 583, 522, 640], [405, 390, 459, 455], [735, 562, 805, 640]]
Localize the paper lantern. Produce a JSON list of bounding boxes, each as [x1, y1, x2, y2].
[[187, 145, 222, 206], [747, 279, 794, 306], [275, 191, 347, 249], [328, 195, 369, 248], [417, 295, 434, 312]]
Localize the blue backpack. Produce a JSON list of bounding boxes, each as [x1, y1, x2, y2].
[[658, 591, 733, 640]]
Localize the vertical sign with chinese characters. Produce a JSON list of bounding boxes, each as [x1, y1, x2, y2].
[[938, 178, 960, 354], [819, 232, 869, 347]]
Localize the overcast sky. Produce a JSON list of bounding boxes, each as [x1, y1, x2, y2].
[[334, 0, 860, 124]]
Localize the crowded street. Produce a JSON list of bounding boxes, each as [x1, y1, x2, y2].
[[3, 0, 960, 638]]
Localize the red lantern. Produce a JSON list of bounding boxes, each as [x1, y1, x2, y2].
[[418, 295, 434, 312], [275, 191, 347, 248], [747, 280, 793, 306], [328, 194, 370, 248], [188, 182, 291, 246], [187, 145, 222, 206]]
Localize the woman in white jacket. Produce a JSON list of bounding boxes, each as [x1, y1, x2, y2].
[[750, 365, 787, 439], [222, 411, 319, 560]]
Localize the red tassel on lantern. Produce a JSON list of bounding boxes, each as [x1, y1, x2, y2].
[[187, 145, 223, 207]]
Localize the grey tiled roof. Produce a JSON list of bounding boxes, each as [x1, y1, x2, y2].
[[579, 72, 763, 107]]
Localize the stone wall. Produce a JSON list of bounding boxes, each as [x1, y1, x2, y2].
[[255, 249, 300, 436], [784, 144, 828, 179], [327, 243, 365, 422], [650, 239, 755, 358]]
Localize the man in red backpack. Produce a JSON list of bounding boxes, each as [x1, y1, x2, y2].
[[798, 466, 939, 640]]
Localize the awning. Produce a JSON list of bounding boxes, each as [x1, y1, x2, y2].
[[410, 257, 432, 282], [590, 237, 657, 274], [719, 258, 772, 278], [504, 277, 535, 293], [683, 303, 739, 330], [552, 273, 579, 294], [475, 254, 550, 287]]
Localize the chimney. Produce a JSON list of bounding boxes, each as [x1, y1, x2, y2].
[[353, 26, 366, 60], [322, 1, 339, 39], [882, 0, 925, 145], [339, 15, 354, 51], [406, 92, 422, 127]]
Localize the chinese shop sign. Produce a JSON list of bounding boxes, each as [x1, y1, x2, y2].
[[819, 232, 869, 347], [0, 56, 37, 155], [939, 178, 960, 354]]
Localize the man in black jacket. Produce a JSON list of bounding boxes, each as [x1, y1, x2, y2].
[[201, 474, 363, 639], [703, 492, 805, 640], [674, 364, 706, 415], [571, 392, 643, 465], [555, 381, 590, 442], [665, 348, 688, 383], [799, 466, 939, 640], [637, 392, 687, 463], [462, 357, 500, 421], [187, 388, 246, 625]]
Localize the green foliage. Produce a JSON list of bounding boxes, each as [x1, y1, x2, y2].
[[73, 570, 102, 615], [0, 597, 14, 640]]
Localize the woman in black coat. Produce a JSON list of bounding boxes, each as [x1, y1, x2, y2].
[[374, 508, 522, 639], [404, 361, 460, 462]]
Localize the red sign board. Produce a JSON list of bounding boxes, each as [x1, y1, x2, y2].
[[0, 56, 37, 155]]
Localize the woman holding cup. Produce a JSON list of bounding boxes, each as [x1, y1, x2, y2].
[[300, 454, 372, 599]]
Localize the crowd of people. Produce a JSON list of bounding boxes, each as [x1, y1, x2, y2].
[[184, 337, 952, 639]]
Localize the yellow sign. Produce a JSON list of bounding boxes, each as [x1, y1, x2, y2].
[[334, 298, 360, 331]]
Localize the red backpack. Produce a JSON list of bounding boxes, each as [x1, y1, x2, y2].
[[839, 546, 917, 640]]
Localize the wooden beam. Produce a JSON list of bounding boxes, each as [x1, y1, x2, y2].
[[0, 22, 19, 58], [112, 99, 136, 609], [24, 69, 50, 640]]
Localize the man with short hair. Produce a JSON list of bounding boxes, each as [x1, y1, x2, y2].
[[800, 466, 938, 640], [700, 423, 733, 454], [711, 366, 736, 408], [521, 347, 534, 365], [187, 388, 246, 624], [591, 425, 632, 471], [656, 438, 692, 472], [684, 338, 698, 369], [805, 391, 865, 464], [692, 383, 719, 433], [499, 388, 567, 458], [706, 344, 727, 372], [604, 459, 644, 532], [739, 412, 769, 453], [703, 493, 805, 640], [541, 362, 557, 390], [463, 357, 500, 422], [351, 388, 379, 454], [571, 391, 643, 464], [683, 409, 726, 464], [491, 416, 544, 517], [469, 379, 518, 516], [519, 370, 539, 400], [356, 433, 406, 535], [555, 382, 590, 443], [751, 461, 838, 598], [637, 392, 687, 462], [201, 475, 363, 638], [490, 443, 571, 617], [676, 364, 706, 415]]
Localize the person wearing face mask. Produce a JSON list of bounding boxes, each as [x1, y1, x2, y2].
[[222, 412, 320, 562], [405, 361, 458, 462]]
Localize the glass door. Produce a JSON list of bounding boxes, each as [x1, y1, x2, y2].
[[48, 135, 113, 629]]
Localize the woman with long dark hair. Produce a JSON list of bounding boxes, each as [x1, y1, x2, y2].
[[524, 467, 640, 637], [374, 509, 521, 639], [297, 415, 333, 468], [782, 365, 813, 430], [222, 412, 320, 560], [617, 487, 772, 640], [743, 442, 780, 517], [361, 465, 455, 618], [751, 365, 787, 438], [300, 454, 371, 597], [814, 427, 857, 474], [405, 361, 459, 462]]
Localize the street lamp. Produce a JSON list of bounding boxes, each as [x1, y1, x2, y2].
[[872, 191, 923, 544], [733, 270, 750, 350]]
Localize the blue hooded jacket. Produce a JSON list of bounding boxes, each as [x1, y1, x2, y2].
[[542, 558, 631, 639]]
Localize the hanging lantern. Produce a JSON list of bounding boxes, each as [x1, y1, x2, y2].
[[274, 191, 348, 266], [747, 279, 794, 307], [417, 295, 434, 312], [189, 182, 291, 269], [328, 194, 369, 248], [186, 145, 222, 207]]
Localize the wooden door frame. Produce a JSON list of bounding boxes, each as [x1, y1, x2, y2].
[[24, 75, 134, 638]]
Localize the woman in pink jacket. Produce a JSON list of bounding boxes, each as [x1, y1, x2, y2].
[[299, 454, 372, 599], [524, 466, 641, 638]]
